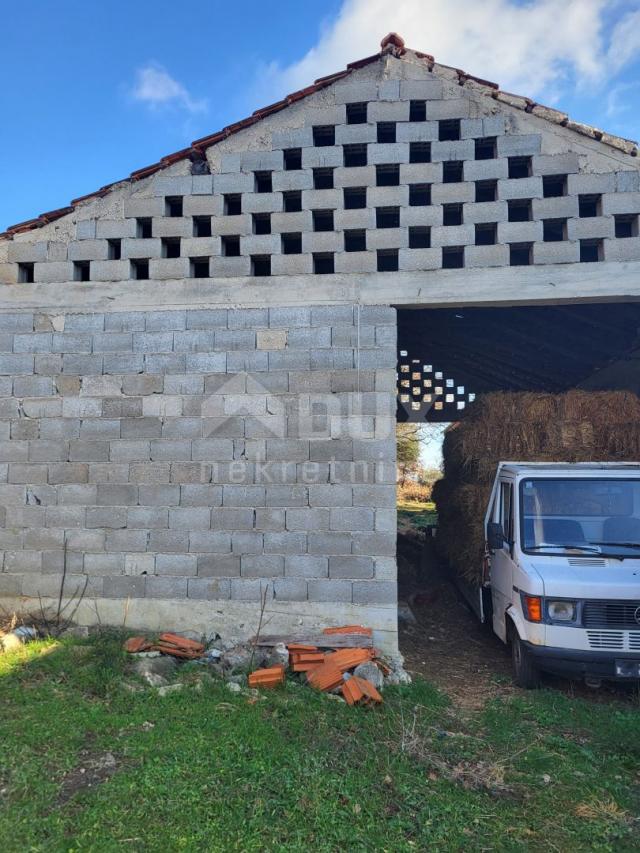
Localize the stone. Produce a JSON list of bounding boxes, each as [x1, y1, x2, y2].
[[131, 655, 177, 687], [226, 681, 242, 694], [353, 661, 384, 690]]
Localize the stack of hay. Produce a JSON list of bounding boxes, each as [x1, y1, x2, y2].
[[433, 390, 640, 583]]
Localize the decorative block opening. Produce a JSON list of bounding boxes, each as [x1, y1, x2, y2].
[[131, 259, 149, 280], [283, 191, 302, 213], [615, 214, 639, 238], [578, 194, 602, 218], [443, 203, 463, 226], [190, 257, 210, 278], [475, 137, 496, 160], [193, 216, 212, 238], [410, 141, 431, 163], [73, 260, 91, 282], [313, 125, 335, 147], [580, 238, 603, 263], [377, 249, 398, 271], [376, 206, 400, 228], [543, 218, 567, 242], [439, 119, 460, 141], [475, 180, 497, 202], [107, 238, 122, 260], [343, 144, 368, 167], [376, 164, 400, 187], [161, 237, 181, 259], [508, 156, 532, 179], [251, 255, 271, 276], [442, 246, 464, 269], [284, 148, 302, 170], [409, 226, 431, 248], [409, 100, 426, 122], [254, 171, 273, 193], [313, 252, 334, 274], [312, 209, 334, 232], [508, 199, 532, 222], [165, 196, 183, 217], [17, 262, 34, 283], [509, 242, 532, 266], [543, 174, 567, 198], [409, 183, 431, 206], [442, 160, 463, 183], [377, 122, 396, 143], [224, 194, 242, 215], [252, 213, 271, 235], [344, 229, 366, 252], [346, 102, 368, 124], [136, 217, 152, 239], [222, 235, 241, 257], [281, 232, 302, 254], [313, 167, 334, 190], [344, 186, 367, 209], [475, 222, 497, 245]]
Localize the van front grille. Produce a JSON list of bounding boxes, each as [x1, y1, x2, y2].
[[583, 600, 640, 629], [587, 631, 625, 649]]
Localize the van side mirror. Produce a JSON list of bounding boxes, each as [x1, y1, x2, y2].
[[487, 521, 505, 551]]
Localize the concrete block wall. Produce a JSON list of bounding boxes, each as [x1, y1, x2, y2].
[[0, 304, 399, 650]]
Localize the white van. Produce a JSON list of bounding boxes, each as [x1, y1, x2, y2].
[[478, 462, 640, 687]]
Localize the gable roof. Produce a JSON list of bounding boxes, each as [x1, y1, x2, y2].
[[2, 32, 637, 240]]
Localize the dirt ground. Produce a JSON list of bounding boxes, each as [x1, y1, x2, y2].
[[397, 531, 640, 710]]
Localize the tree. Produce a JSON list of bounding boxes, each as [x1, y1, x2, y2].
[[396, 424, 421, 485]]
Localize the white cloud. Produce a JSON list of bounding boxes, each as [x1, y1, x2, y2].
[[131, 63, 207, 113], [261, 0, 640, 105]]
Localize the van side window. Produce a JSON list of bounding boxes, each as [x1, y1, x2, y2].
[[500, 482, 514, 544]]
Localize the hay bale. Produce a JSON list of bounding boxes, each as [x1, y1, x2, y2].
[[435, 390, 640, 583]]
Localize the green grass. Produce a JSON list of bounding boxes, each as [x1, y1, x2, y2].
[[1, 635, 639, 851], [397, 498, 437, 531]]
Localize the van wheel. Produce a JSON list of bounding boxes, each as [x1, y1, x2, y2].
[[511, 632, 540, 689]]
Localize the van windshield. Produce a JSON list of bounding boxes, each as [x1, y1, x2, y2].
[[520, 478, 640, 558]]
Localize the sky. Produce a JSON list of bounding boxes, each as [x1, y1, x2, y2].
[[1, 0, 640, 231]]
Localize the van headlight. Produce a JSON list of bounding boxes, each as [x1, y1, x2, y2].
[[547, 600, 576, 622]]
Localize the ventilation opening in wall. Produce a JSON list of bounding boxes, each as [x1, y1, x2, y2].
[[410, 142, 431, 163], [224, 194, 242, 215], [543, 174, 567, 198], [579, 194, 602, 218], [409, 100, 426, 121], [615, 214, 638, 238], [193, 216, 212, 238], [107, 238, 122, 259], [344, 187, 366, 209], [313, 168, 334, 190], [442, 246, 464, 269], [510, 242, 532, 266], [281, 232, 302, 254], [313, 125, 335, 146], [17, 262, 35, 283], [73, 260, 91, 282], [376, 207, 400, 228], [580, 239, 603, 263], [543, 218, 567, 242], [344, 229, 366, 252], [376, 164, 400, 186], [313, 209, 334, 232], [165, 196, 183, 217], [409, 183, 431, 206], [190, 257, 209, 278], [443, 204, 463, 226], [284, 148, 302, 170], [344, 144, 368, 167], [251, 255, 271, 276], [161, 237, 181, 259], [136, 218, 152, 239], [409, 226, 431, 248], [475, 222, 497, 245], [131, 259, 149, 280], [377, 248, 398, 271], [346, 102, 368, 124], [252, 213, 271, 235], [222, 235, 241, 257], [475, 180, 497, 202], [508, 199, 532, 222], [377, 122, 396, 143], [475, 137, 496, 160], [442, 161, 463, 183], [313, 252, 334, 274], [283, 191, 302, 212], [254, 172, 273, 193], [439, 119, 460, 141], [508, 156, 532, 179]]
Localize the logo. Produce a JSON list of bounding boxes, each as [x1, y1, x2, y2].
[[634, 606, 640, 626]]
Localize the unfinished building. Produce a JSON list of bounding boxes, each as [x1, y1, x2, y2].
[[0, 33, 639, 655]]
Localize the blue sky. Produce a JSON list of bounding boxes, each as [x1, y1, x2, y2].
[[1, 0, 639, 231]]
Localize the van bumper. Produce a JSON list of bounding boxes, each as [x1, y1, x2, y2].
[[522, 643, 640, 680]]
